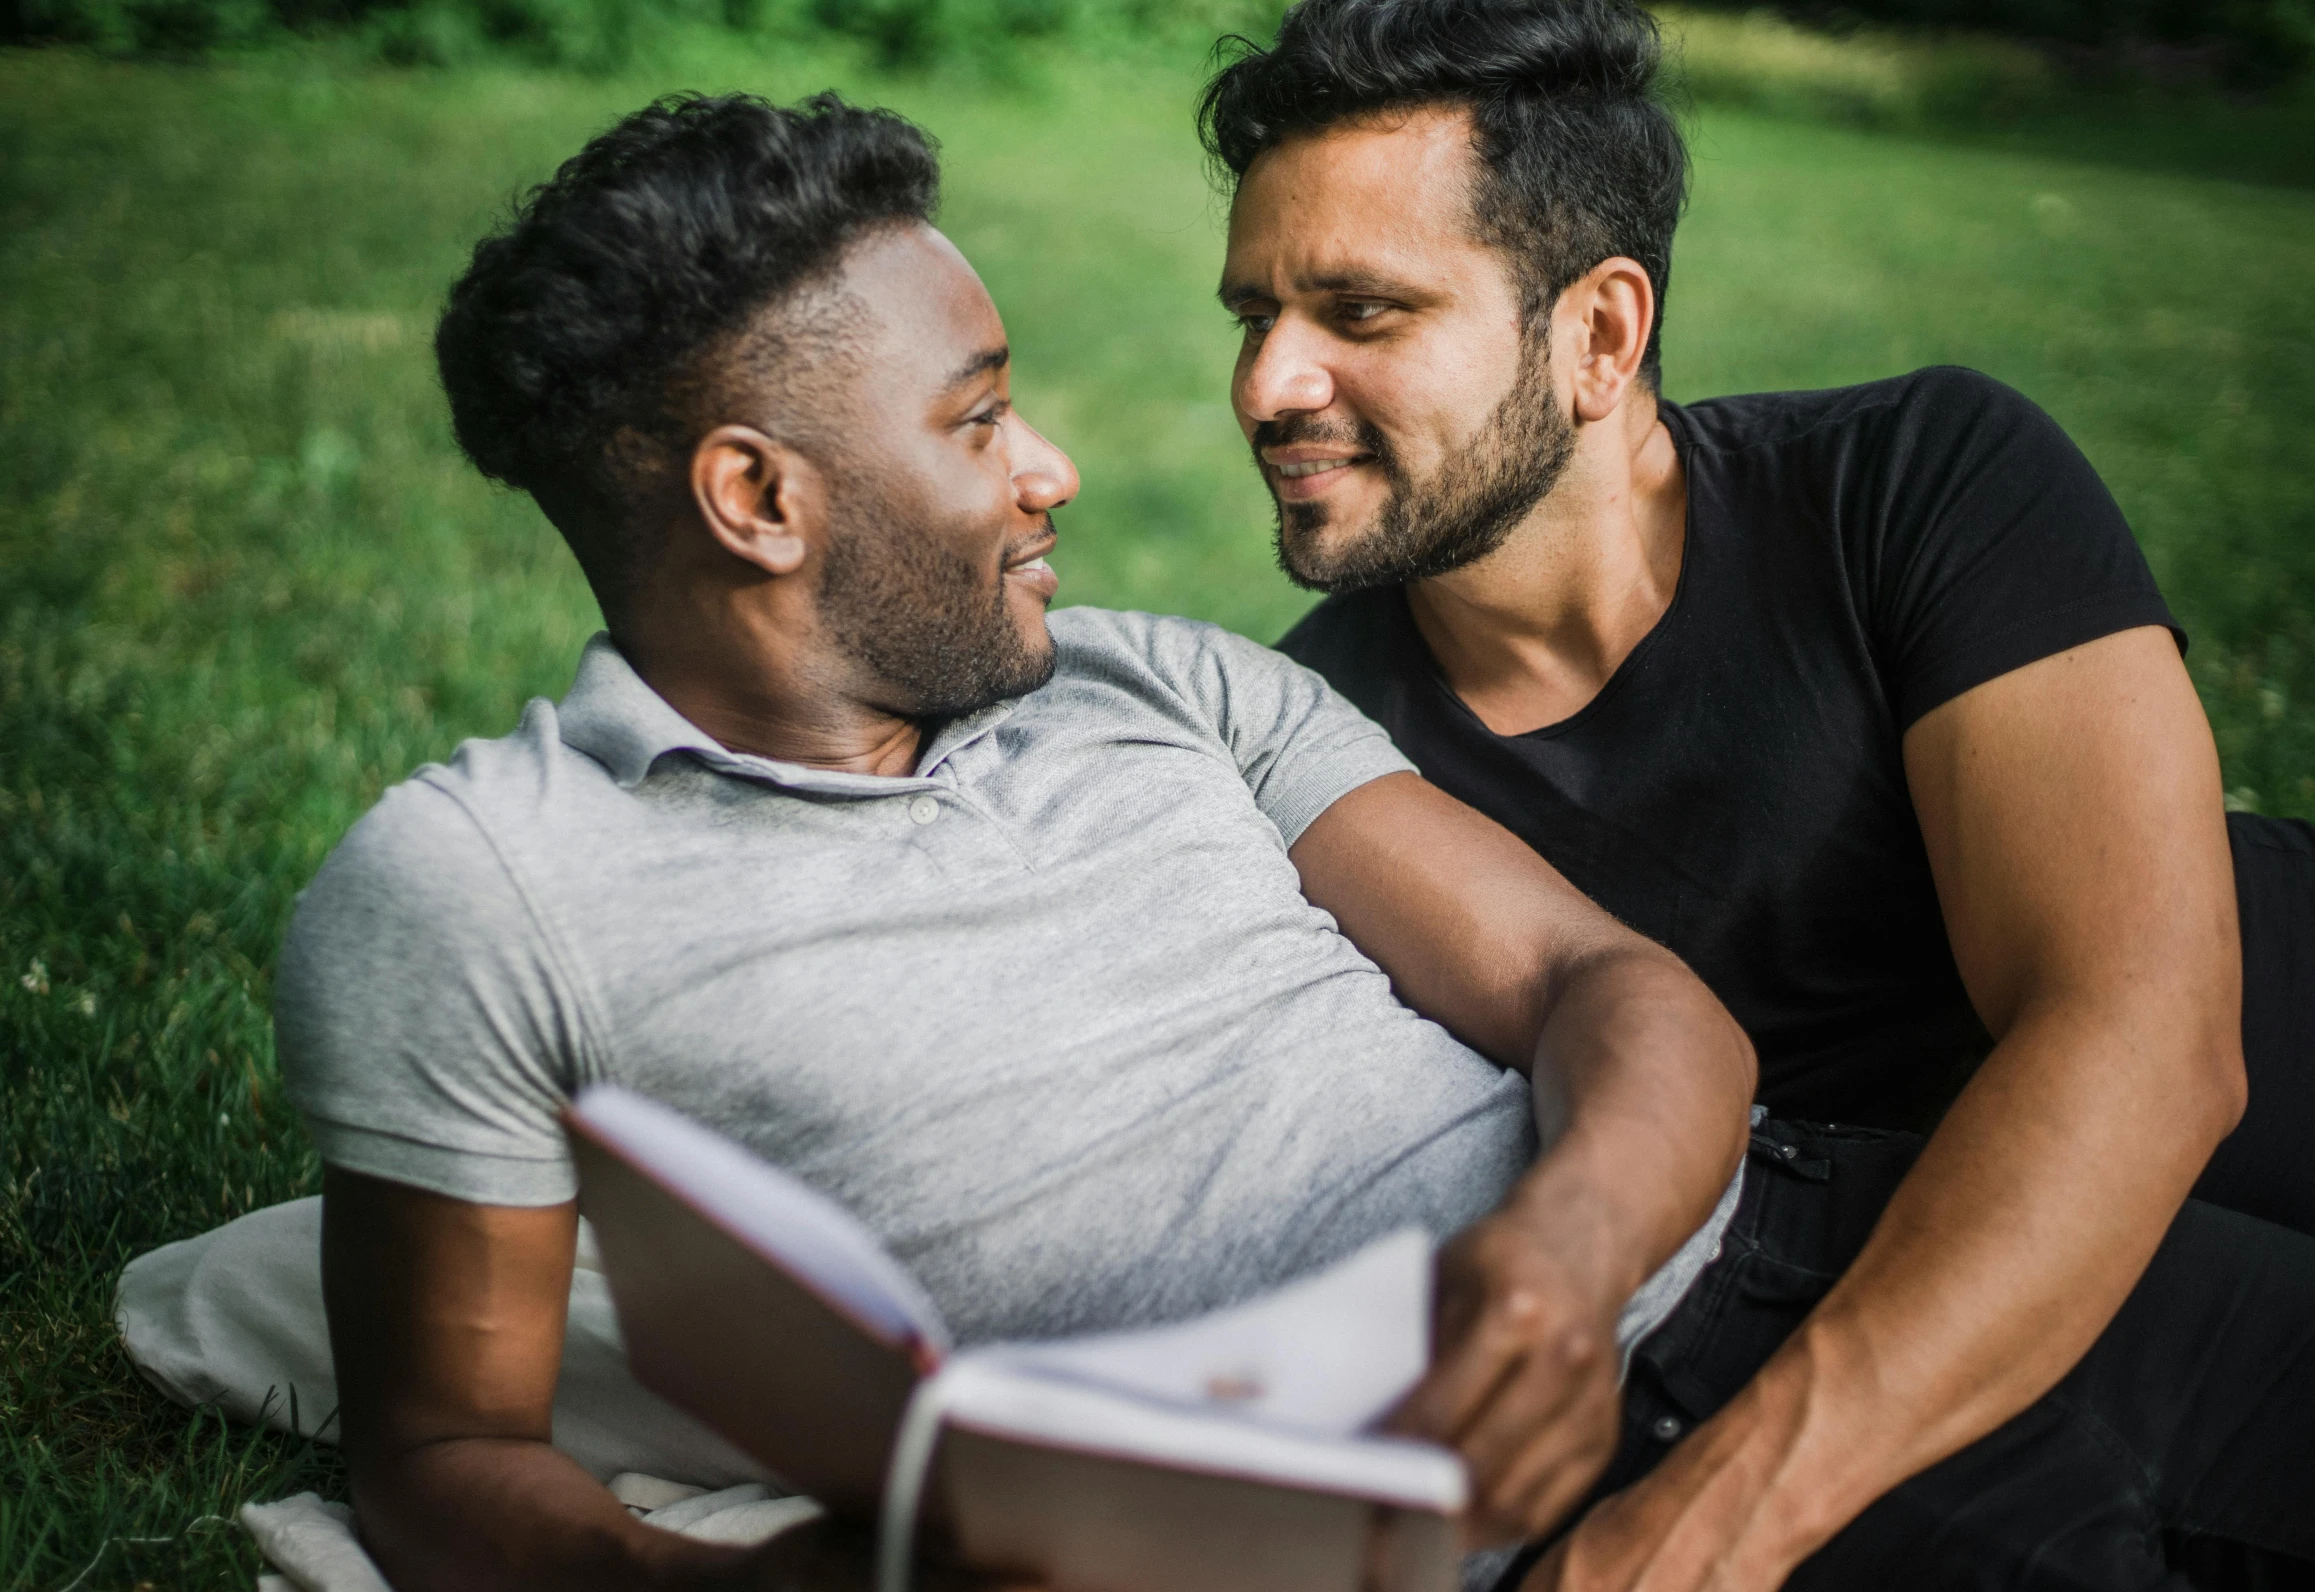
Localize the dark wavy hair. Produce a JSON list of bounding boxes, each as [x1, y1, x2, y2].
[[1199, 0, 1686, 384], [435, 91, 939, 613]]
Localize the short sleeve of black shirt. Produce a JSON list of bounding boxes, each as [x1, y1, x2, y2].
[[1283, 368, 2181, 1128], [1827, 366, 2180, 728]]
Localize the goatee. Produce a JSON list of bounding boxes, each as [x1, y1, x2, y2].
[[1265, 348, 1576, 594]]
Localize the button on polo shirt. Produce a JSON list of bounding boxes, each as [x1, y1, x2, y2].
[[278, 608, 1733, 1347]]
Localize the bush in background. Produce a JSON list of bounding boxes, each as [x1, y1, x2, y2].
[[0, 0, 1291, 69], [1659, 6, 2063, 125], [1707, 0, 2315, 91], [3, 0, 2308, 94]]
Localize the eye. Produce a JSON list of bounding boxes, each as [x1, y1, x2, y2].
[[1337, 300, 1388, 325], [1235, 310, 1277, 336], [968, 401, 1009, 429]]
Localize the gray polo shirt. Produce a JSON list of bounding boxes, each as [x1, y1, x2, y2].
[[278, 607, 1732, 1347]]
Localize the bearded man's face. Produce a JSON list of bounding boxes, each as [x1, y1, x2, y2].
[[815, 458, 1058, 719], [1219, 109, 1581, 594], [795, 223, 1072, 721]]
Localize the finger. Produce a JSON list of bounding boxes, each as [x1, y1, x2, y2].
[[917, 1545, 1049, 1592], [1402, 1270, 1583, 1442], [918, 1562, 1046, 1592], [1452, 1316, 1609, 1483], [1490, 1408, 1617, 1547], [1391, 1324, 1526, 1442], [1465, 1367, 1620, 1539]]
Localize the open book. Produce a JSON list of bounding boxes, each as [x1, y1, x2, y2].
[[566, 1085, 1467, 1592]]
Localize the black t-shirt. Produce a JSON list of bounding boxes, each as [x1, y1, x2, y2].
[[1282, 368, 2181, 1130]]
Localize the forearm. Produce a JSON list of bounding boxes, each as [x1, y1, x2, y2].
[[1672, 998, 2242, 1564], [1399, 942, 1753, 1542], [1509, 944, 1755, 1299], [354, 1435, 753, 1592]]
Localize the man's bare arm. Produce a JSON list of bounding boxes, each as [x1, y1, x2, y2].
[[1289, 771, 1757, 1541], [323, 1169, 976, 1592], [322, 1168, 769, 1591], [1536, 625, 2244, 1589]]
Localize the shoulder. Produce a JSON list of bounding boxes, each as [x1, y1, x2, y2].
[[305, 701, 575, 887], [1675, 368, 2060, 468], [1041, 607, 1398, 792], [1048, 605, 1313, 696], [279, 702, 589, 993]]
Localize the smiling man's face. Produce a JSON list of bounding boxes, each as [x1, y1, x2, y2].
[[1220, 107, 1574, 592], [807, 222, 1076, 716]]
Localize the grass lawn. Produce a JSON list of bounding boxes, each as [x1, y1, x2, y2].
[[4, 28, 2313, 1589]]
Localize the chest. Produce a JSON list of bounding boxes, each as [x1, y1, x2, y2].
[[520, 729, 1359, 1151], [1361, 519, 1951, 1045]]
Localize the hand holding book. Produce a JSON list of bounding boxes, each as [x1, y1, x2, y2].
[[568, 1086, 1467, 1592], [1389, 1201, 1630, 1545]]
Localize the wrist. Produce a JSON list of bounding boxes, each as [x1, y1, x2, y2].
[[1500, 1105, 1729, 1313], [1691, 1315, 1913, 1565], [1492, 1156, 1656, 1318]]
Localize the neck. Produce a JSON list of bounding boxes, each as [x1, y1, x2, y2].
[[1404, 389, 1685, 736], [613, 577, 926, 779]]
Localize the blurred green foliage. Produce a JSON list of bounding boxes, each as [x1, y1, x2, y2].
[[12, 0, 2312, 94], [0, 0, 1294, 71], [6, 0, 2310, 104], [1718, 0, 2315, 90]]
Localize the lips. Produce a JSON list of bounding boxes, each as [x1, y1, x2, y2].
[[1265, 453, 1372, 501], [1273, 458, 1364, 479], [1002, 539, 1059, 600]]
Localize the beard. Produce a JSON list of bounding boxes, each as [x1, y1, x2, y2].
[[815, 478, 1057, 720], [1264, 345, 1577, 595]]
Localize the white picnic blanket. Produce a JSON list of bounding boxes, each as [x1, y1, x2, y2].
[[116, 1196, 800, 1590], [240, 1480, 823, 1591]]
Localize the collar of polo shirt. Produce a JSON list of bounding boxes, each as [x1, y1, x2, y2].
[[553, 633, 1020, 797]]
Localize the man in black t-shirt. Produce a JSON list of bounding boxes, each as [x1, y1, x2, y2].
[[1199, 1, 2315, 1588], [1289, 364, 2182, 1132]]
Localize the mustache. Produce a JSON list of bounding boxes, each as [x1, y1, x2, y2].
[[1250, 415, 1391, 457], [1003, 513, 1058, 561]]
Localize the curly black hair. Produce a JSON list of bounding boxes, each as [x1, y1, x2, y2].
[[435, 91, 940, 613], [1199, 0, 1686, 384]]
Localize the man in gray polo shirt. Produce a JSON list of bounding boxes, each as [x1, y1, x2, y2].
[[282, 93, 1755, 1590]]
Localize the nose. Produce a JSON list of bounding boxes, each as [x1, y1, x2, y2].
[[1235, 317, 1336, 425], [1009, 414, 1079, 515]]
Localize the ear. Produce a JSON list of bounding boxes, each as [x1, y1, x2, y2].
[[1559, 257, 1657, 425], [689, 424, 821, 578]]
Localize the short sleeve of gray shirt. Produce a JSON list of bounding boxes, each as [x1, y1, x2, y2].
[[274, 610, 1417, 1207], [274, 760, 596, 1205]]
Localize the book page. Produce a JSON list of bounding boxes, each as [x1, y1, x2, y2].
[[978, 1228, 1433, 1436], [930, 1356, 1467, 1513], [570, 1085, 950, 1355]]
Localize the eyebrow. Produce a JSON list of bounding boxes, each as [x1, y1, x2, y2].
[[943, 345, 1010, 391], [1217, 271, 1424, 308]]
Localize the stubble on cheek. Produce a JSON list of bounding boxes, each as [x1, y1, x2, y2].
[[817, 489, 1057, 718]]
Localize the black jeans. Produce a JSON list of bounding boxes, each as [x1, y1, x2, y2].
[[2195, 813, 2315, 1241], [1500, 1120, 2315, 1590]]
